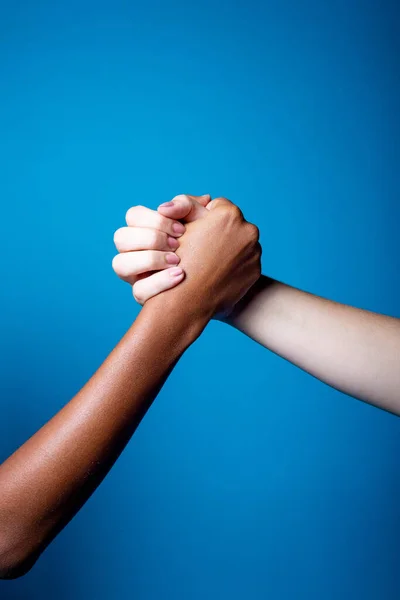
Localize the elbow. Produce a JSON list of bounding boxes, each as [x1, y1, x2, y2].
[[0, 563, 31, 581], [0, 559, 36, 580], [0, 532, 39, 580]]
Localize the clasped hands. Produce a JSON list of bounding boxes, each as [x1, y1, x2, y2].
[[112, 194, 261, 318]]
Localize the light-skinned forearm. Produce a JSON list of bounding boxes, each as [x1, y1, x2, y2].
[[0, 295, 209, 579], [227, 276, 400, 414]]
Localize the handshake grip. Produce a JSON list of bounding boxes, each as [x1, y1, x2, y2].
[[113, 194, 261, 317]]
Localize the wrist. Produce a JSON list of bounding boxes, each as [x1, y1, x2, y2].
[[223, 275, 274, 325], [141, 288, 213, 350]]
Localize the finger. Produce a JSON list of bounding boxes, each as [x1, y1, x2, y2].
[[206, 196, 235, 211], [125, 205, 185, 237], [188, 194, 212, 207], [112, 250, 180, 282], [132, 267, 185, 305], [157, 194, 208, 223], [206, 197, 244, 220], [113, 227, 179, 252]]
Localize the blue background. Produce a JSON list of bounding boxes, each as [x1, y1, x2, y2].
[[0, 0, 399, 598]]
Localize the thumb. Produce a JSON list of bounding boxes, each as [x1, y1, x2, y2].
[[157, 194, 210, 223], [192, 194, 212, 207]]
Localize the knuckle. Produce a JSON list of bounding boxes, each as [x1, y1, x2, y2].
[[249, 223, 260, 241], [212, 196, 228, 209], [171, 194, 189, 202], [219, 202, 243, 225], [111, 254, 126, 277], [231, 204, 243, 219], [113, 227, 126, 248], [132, 283, 144, 304], [243, 222, 258, 243], [218, 199, 242, 219], [125, 205, 144, 225], [125, 206, 135, 225]]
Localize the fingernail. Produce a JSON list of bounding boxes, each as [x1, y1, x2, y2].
[[169, 267, 183, 277], [159, 201, 174, 208], [172, 222, 185, 235], [167, 236, 179, 250], [165, 253, 180, 265]]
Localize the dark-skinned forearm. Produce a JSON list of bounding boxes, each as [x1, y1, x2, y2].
[[0, 296, 208, 578]]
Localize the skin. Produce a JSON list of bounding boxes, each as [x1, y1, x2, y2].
[[116, 196, 400, 416], [0, 195, 261, 579], [227, 278, 400, 414]]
